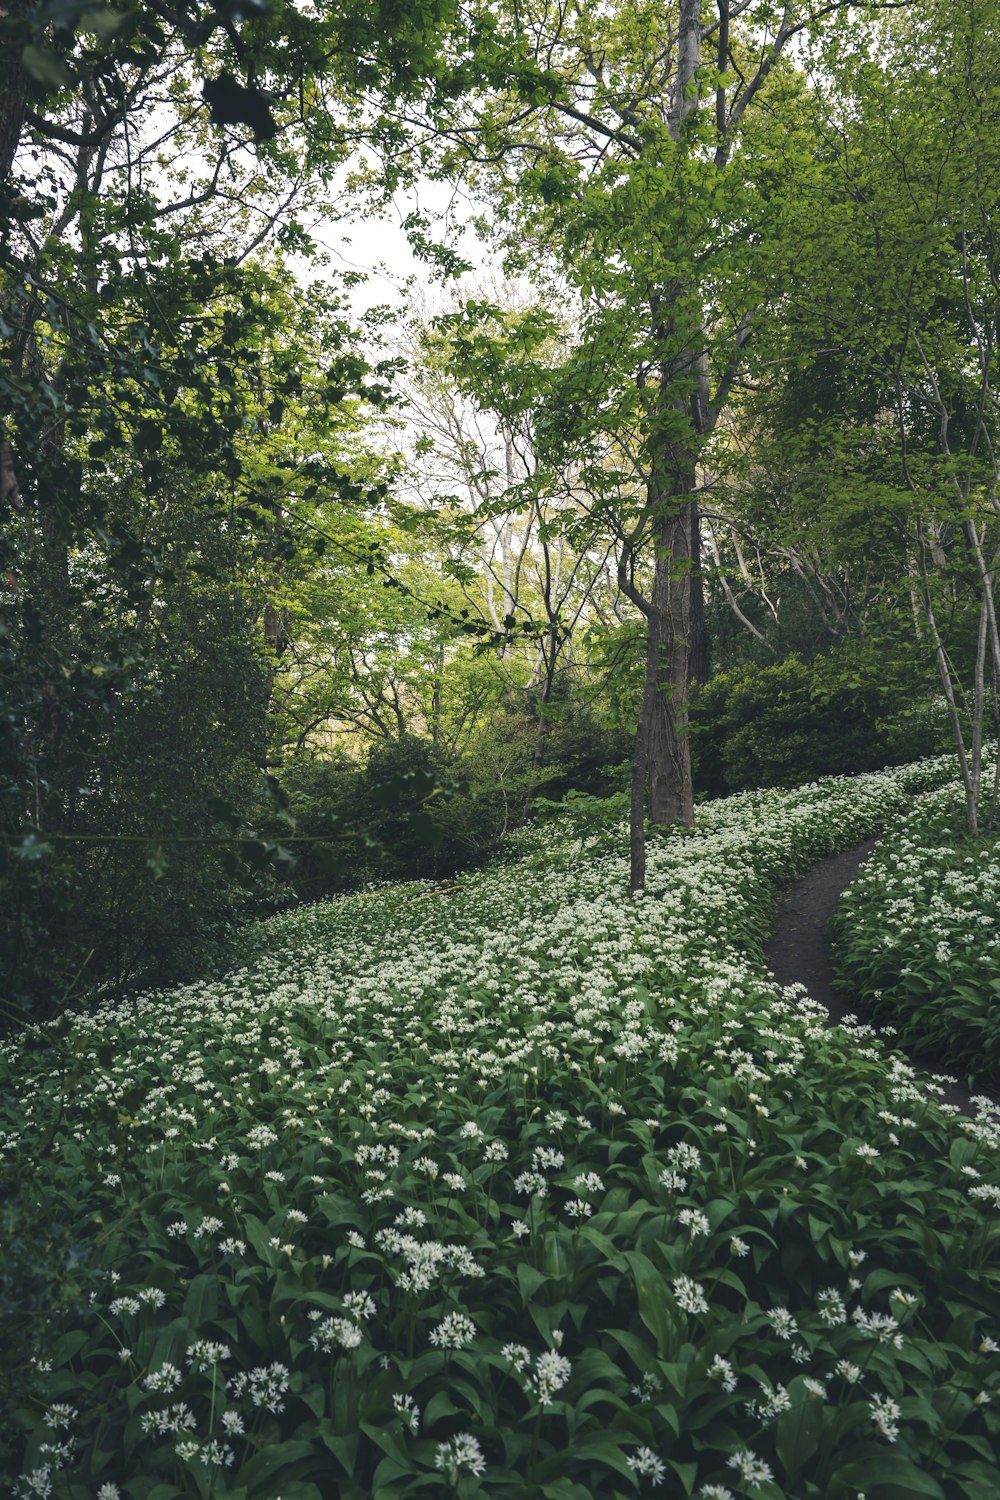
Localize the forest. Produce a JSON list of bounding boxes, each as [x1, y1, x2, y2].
[[2, 0, 1000, 1497]]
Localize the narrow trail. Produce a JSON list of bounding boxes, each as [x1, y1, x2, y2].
[[764, 837, 998, 1120]]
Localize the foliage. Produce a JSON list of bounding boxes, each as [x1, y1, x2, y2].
[[8, 756, 1000, 1500], [277, 699, 631, 903], [689, 649, 947, 798], [0, 0, 473, 1020], [0, 476, 284, 1020], [832, 784, 1000, 1091]]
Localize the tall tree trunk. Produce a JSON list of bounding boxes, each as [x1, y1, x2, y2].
[[647, 493, 695, 826], [0, 0, 29, 185], [521, 634, 557, 819], [688, 500, 709, 685]]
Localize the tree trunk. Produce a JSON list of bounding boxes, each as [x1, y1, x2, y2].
[[688, 500, 710, 686], [647, 495, 695, 826], [521, 635, 557, 819], [0, 0, 29, 184]]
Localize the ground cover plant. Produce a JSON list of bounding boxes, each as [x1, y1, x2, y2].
[[831, 785, 1000, 1090], [4, 756, 1000, 1500]]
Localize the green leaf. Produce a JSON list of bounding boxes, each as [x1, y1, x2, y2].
[[21, 44, 71, 90], [775, 1395, 823, 1481], [624, 1250, 675, 1357]]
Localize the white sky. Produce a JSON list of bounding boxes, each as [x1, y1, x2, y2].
[[311, 174, 495, 322]]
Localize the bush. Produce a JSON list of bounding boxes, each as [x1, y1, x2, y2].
[[278, 702, 632, 903], [690, 649, 946, 796]]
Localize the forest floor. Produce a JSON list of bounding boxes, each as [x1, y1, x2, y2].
[[765, 836, 996, 1117]]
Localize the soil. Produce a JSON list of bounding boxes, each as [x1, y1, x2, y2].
[[764, 837, 999, 1119]]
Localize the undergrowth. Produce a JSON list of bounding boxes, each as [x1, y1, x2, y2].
[[3, 756, 999, 1500], [831, 785, 1000, 1090]]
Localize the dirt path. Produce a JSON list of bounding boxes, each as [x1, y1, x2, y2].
[[764, 837, 996, 1119]]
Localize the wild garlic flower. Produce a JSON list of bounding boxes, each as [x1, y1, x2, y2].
[[42, 1405, 76, 1428], [708, 1355, 737, 1393], [187, 1340, 230, 1369], [626, 1446, 665, 1484], [434, 1432, 486, 1483], [678, 1208, 710, 1238], [726, 1447, 773, 1487], [746, 1382, 792, 1423], [429, 1312, 477, 1349], [342, 1290, 376, 1320], [143, 1363, 182, 1393], [310, 1316, 363, 1352], [229, 1363, 289, 1412], [817, 1288, 847, 1325], [528, 1349, 572, 1406], [852, 1308, 903, 1348], [392, 1393, 420, 1432], [673, 1276, 709, 1315], [766, 1307, 797, 1340], [869, 1393, 901, 1442]]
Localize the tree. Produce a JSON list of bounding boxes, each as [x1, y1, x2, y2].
[[407, 297, 621, 808], [0, 0, 475, 1014], [747, 0, 1000, 831], [417, 0, 912, 888]]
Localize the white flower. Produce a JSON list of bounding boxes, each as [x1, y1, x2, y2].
[[870, 1393, 901, 1442], [852, 1308, 903, 1348], [626, 1446, 665, 1484], [729, 1237, 749, 1257], [309, 1315, 363, 1352], [342, 1291, 377, 1321], [429, 1312, 477, 1349], [434, 1432, 486, 1483], [679, 1208, 711, 1238], [528, 1349, 572, 1406], [708, 1355, 736, 1392], [767, 1307, 797, 1340], [817, 1288, 847, 1325], [673, 1276, 709, 1315], [42, 1404, 76, 1428], [726, 1447, 773, 1487], [143, 1362, 182, 1393], [392, 1392, 420, 1432]]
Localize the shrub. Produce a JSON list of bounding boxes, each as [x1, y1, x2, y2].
[[690, 649, 947, 796]]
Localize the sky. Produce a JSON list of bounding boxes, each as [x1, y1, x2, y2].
[[311, 173, 494, 323]]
